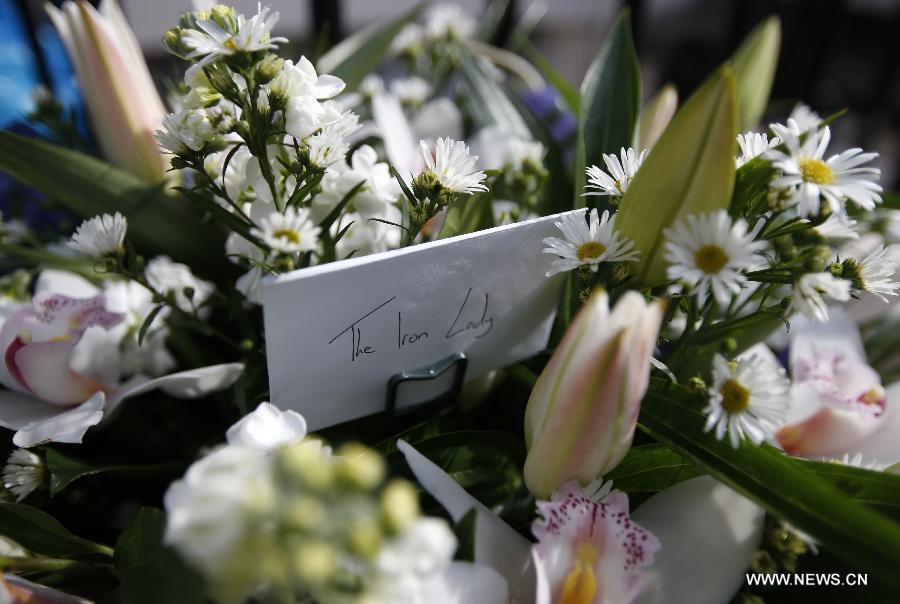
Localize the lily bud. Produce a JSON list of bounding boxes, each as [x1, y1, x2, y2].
[[45, 0, 169, 183], [524, 290, 665, 499]]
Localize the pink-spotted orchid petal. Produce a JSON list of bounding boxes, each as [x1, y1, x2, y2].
[[2, 573, 91, 603], [0, 390, 105, 448], [397, 439, 535, 603], [632, 477, 764, 604], [532, 481, 660, 604], [524, 290, 665, 499], [847, 381, 900, 466]]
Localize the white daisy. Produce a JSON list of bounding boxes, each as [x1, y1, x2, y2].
[[736, 132, 779, 168], [424, 4, 477, 41], [853, 244, 899, 301], [3, 449, 45, 501], [811, 213, 859, 241], [253, 207, 320, 255], [705, 352, 790, 448], [391, 23, 424, 57], [766, 123, 882, 217], [146, 256, 215, 314], [418, 137, 487, 195], [181, 6, 287, 66], [664, 210, 766, 306], [789, 272, 851, 321], [156, 109, 216, 154], [830, 452, 888, 472], [68, 212, 127, 257], [390, 77, 431, 106], [788, 103, 822, 134], [542, 209, 640, 276], [585, 147, 647, 196]]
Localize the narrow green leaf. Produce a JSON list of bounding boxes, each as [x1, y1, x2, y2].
[[638, 389, 900, 584], [44, 449, 180, 496], [729, 156, 776, 217], [800, 460, 900, 522], [516, 38, 580, 113], [453, 509, 478, 563], [317, 4, 423, 91], [0, 503, 112, 557], [0, 132, 224, 273], [606, 444, 701, 493], [319, 179, 366, 232], [438, 192, 495, 239], [137, 305, 165, 346], [633, 84, 678, 150], [731, 17, 781, 131], [575, 9, 641, 209], [459, 53, 530, 138], [616, 65, 738, 284]]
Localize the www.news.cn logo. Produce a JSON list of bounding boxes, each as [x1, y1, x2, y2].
[[746, 573, 868, 587]]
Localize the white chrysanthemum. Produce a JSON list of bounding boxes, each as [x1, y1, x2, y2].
[[146, 255, 215, 313], [736, 132, 779, 168], [419, 138, 487, 195], [811, 213, 859, 241], [68, 212, 127, 257], [390, 77, 431, 106], [391, 23, 424, 56], [542, 209, 640, 276], [585, 147, 647, 196], [2, 449, 44, 501], [181, 6, 287, 66], [789, 103, 822, 134], [789, 272, 851, 321], [704, 352, 790, 448], [664, 211, 766, 306], [308, 129, 350, 170], [424, 4, 476, 41], [855, 244, 899, 301], [831, 452, 889, 472], [766, 122, 882, 217], [156, 109, 216, 153], [252, 207, 320, 254]]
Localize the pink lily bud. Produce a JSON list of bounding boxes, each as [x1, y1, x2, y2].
[[45, 0, 168, 182], [524, 290, 665, 499]]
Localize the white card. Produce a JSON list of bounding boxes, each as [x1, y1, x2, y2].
[[262, 210, 577, 430]]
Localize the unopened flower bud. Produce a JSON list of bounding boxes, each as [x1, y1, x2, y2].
[[381, 479, 419, 534], [292, 541, 336, 586], [336, 443, 385, 490], [346, 513, 383, 558], [283, 496, 325, 532], [279, 441, 333, 491], [256, 54, 284, 85], [162, 28, 189, 58], [411, 170, 442, 203], [210, 5, 238, 32]]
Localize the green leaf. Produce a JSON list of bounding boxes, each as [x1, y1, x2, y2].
[[0, 132, 224, 273], [317, 4, 422, 91], [615, 65, 738, 284], [44, 449, 180, 497], [633, 84, 678, 150], [0, 503, 112, 557], [731, 17, 781, 131], [800, 460, 900, 523], [103, 508, 205, 604], [606, 444, 701, 494], [453, 509, 478, 563], [459, 53, 530, 138], [137, 305, 165, 346], [438, 192, 495, 239], [574, 9, 641, 209], [638, 388, 900, 585], [516, 38, 580, 113], [729, 156, 776, 217]]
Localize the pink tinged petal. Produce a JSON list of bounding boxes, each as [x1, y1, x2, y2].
[[12, 339, 101, 405], [850, 381, 900, 466], [633, 476, 764, 604], [533, 483, 659, 604], [10, 391, 105, 448], [397, 440, 536, 603], [777, 403, 886, 458], [3, 574, 92, 603]]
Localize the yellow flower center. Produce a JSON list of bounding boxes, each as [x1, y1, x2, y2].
[[859, 385, 885, 406], [693, 244, 729, 274], [798, 157, 835, 185], [558, 543, 600, 604], [224, 36, 238, 51], [273, 228, 300, 244], [721, 379, 750, 414], [577, 241, 606, 261]]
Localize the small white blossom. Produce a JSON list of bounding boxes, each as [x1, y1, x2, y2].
[[790, 272, 852, 321], [736, 132, 779, 168], [68, 212, 127, 257], [585, 147, 647, 196], [788, 103, 822, 134], [270, 56, 345, 101], [705, 352, 790, 448], [156, 109, 216, 153], [811, 213, 859, 241], [542, 208, 639, 276], [252, 207, 320, 254], [390, 76, 431, 106], [3, 449, 44, 501], [146, 256, 215, 313], [664, 211, 767, 306], [424, 4, 477, 41], [854, 244, 899, 301], [391, 23, 424, 56], [181, 6, 287, 66], [418, 137, 487, 195], [766, 123, 882, 217]]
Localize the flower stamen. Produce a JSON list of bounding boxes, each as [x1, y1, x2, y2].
[[577, 241, 607, 261], [798, 157, 835, 185], [693, 244, 729, 274]]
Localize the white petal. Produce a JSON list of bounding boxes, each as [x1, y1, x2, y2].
[[397, 440, 535, 602], [225, 402, 307, 451], [789, 309, 866, 367], [34, 270, 100, 298], [419, 561, 509, 603], [850, 381, 900, 465], [632, 476, 764, 604], [6, 391, 106, 448], [372, 94, 420, 174], [115, 363, 244, 403]]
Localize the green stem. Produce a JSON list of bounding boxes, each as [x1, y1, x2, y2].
[[0, 555, 114, 573]]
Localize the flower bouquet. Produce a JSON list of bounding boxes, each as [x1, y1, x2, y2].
[[0, 1, 899, 602]]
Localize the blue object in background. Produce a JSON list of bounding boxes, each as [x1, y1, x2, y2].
[[0, 0, 43, 127]]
